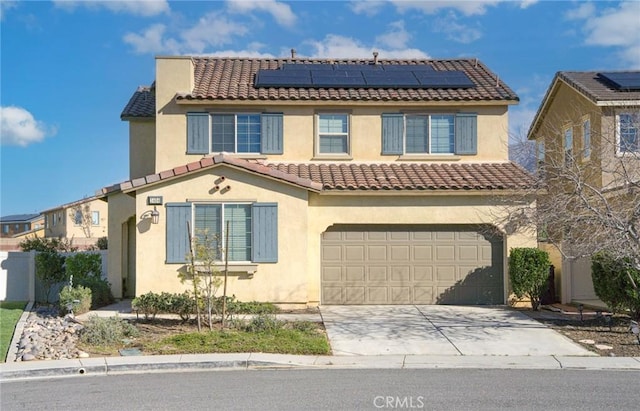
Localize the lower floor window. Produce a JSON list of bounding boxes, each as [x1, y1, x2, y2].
[[194, 203, 252, 262]]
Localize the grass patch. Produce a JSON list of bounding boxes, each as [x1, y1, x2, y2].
[[145, 327, 330, 356], [0, 301, 27, 361]]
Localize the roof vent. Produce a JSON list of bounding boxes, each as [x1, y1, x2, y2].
[[373, 51, 379, 65], [291, 48, 297, 59]]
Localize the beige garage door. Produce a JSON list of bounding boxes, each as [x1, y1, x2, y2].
[[321, 225, 504, 305]]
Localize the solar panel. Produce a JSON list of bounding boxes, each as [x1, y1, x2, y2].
[[598, 72, 640, 91], [255, 66, 475, 89], [255, 70, 312, 87], [311, 74, 366, 87], [415, 71, 474, 88], [363, 72, 419, 87]]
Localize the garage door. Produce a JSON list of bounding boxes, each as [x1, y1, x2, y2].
[[321, 225, 504, 305]]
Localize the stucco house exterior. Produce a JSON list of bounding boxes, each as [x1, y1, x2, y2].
[[42, 196, 108, 249], [100, 55, 535, 306], [527, 71, 640, 305], [0, 214, 44, 238]]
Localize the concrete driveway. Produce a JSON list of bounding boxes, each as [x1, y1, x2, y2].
[[320, 305, 596, 356]]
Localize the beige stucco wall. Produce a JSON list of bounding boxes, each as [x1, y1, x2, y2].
[[124, 165, 535, 304], [44, 198, 108, 243], [151, 57, 512, 174], [129, 120, 156, 179]]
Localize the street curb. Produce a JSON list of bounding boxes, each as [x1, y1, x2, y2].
[[5, 301, 34, 363], [2, 355, 640, 381]]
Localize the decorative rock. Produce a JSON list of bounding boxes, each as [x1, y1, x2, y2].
[[579, 339, 595, 345], [78, 351, 90, 358], [595, 344, 613, 350], [13, 310, 86, 362]]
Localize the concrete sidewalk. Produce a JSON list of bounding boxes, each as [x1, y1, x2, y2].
[[3, 301, 640, 382]]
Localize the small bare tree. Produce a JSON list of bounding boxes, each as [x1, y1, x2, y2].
[[69, 203, 93, 238], [505, 104, 640, 295]]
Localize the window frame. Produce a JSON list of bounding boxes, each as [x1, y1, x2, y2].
[[211, 112, 262, 155], [617, 112, 640, 155], [315, 112, 351, 156], [91, 211, 100, 226], [404, 113, 456, 155], [192, 202, 253, 263], [582, 117, 591, 160], [563, 126, 573, 166]]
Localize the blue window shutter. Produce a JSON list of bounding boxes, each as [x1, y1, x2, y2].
[[261, 113, 283, 154], [166, 203, 191, 263], [252, 203, 278, 263], [455, 113, 477, 155], [187, 113, 209, 154], [381, 114, 404, 155]]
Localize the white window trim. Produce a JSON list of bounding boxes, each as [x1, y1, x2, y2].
[[210, 112, 262, 155], [315, 113, 351, 157], [403, 113, 456, 155], [91, 211, 100, 226], [616, 111, 640, 156], [191, 202, 253, 264], [563, 126, 573, 166]]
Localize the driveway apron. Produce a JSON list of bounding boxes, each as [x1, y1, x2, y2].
[[320, 305, 595, 356]]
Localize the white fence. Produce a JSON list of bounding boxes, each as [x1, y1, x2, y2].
[[0, 250, 107, 302]]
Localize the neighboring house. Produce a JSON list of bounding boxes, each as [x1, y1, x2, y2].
[[42, 196, 108, 249], [100, 54, 535, 305], [0, 214, 44, 238], [527, 71, 640, 305]]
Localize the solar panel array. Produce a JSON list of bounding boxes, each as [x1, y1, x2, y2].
[[255, 63, 476, 89], [597, 72, 640, 91]]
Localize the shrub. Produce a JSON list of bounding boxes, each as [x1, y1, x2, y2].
[[169, 292, 196, 322], [132, 292, 165, 321], [509, 247, 551, 311], [77, 276, 114, 309], [80, 315, 139, 346], [59, 285, 92, 315], [592, 252, 640, 321], [20, 236, 77, 252], [240, 313, 284, 333], [96, 237, 108, 250], [66, 253, 102, 282], [35, 250, 66, 303]]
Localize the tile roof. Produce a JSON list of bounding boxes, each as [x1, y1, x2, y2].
[[98, 154, 533, 196], [40, 196, 102, 214], [558, 71, 640, 103], [176, 57, 519, 103], [121, 84, 156, 119]]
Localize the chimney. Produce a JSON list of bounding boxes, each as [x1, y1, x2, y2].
[[291, 48, 297, 59], [373, 51, 379, 65]]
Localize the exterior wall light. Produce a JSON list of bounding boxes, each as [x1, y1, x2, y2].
[[140, 206, 160, 224]]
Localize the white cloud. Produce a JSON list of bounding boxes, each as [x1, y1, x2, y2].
[[375, 20, 411, 49], [569, 1, 640, 68], [0, 0, 18, 21], [433, 12, 482, 44], [226, 0, 296, 27], [0, 106, 56, 147], [53, 0, 170, 17], [349, 0, 386, 16], [123, 24, 180, 54], [305, 34, 428, 59], [519, 0, 538, 9], [123, 13, 249, 55], [390, 0, 501, 16], [565, 2, 595, 20]]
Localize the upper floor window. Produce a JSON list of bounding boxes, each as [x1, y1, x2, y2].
[[382, 112, 477, 156], [317, 113, 349, 155], [618, 112, 639, 154], [74, 210, 83, 226], [2, 225, 9, 234], [582, 119, 591, 159], [92, 211, 100, 226], [24, 224, 29, 231], [564, 127, 573, 166], [187, 112, 283, 156]]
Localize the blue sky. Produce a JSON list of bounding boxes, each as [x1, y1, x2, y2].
[[1, 0, 639, 216]]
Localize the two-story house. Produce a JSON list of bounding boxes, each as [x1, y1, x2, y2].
[[528, 70, 640, 305], [0, 214, 44, 238], [101, 54, 535, 306], [42, 196, 108, 250]]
